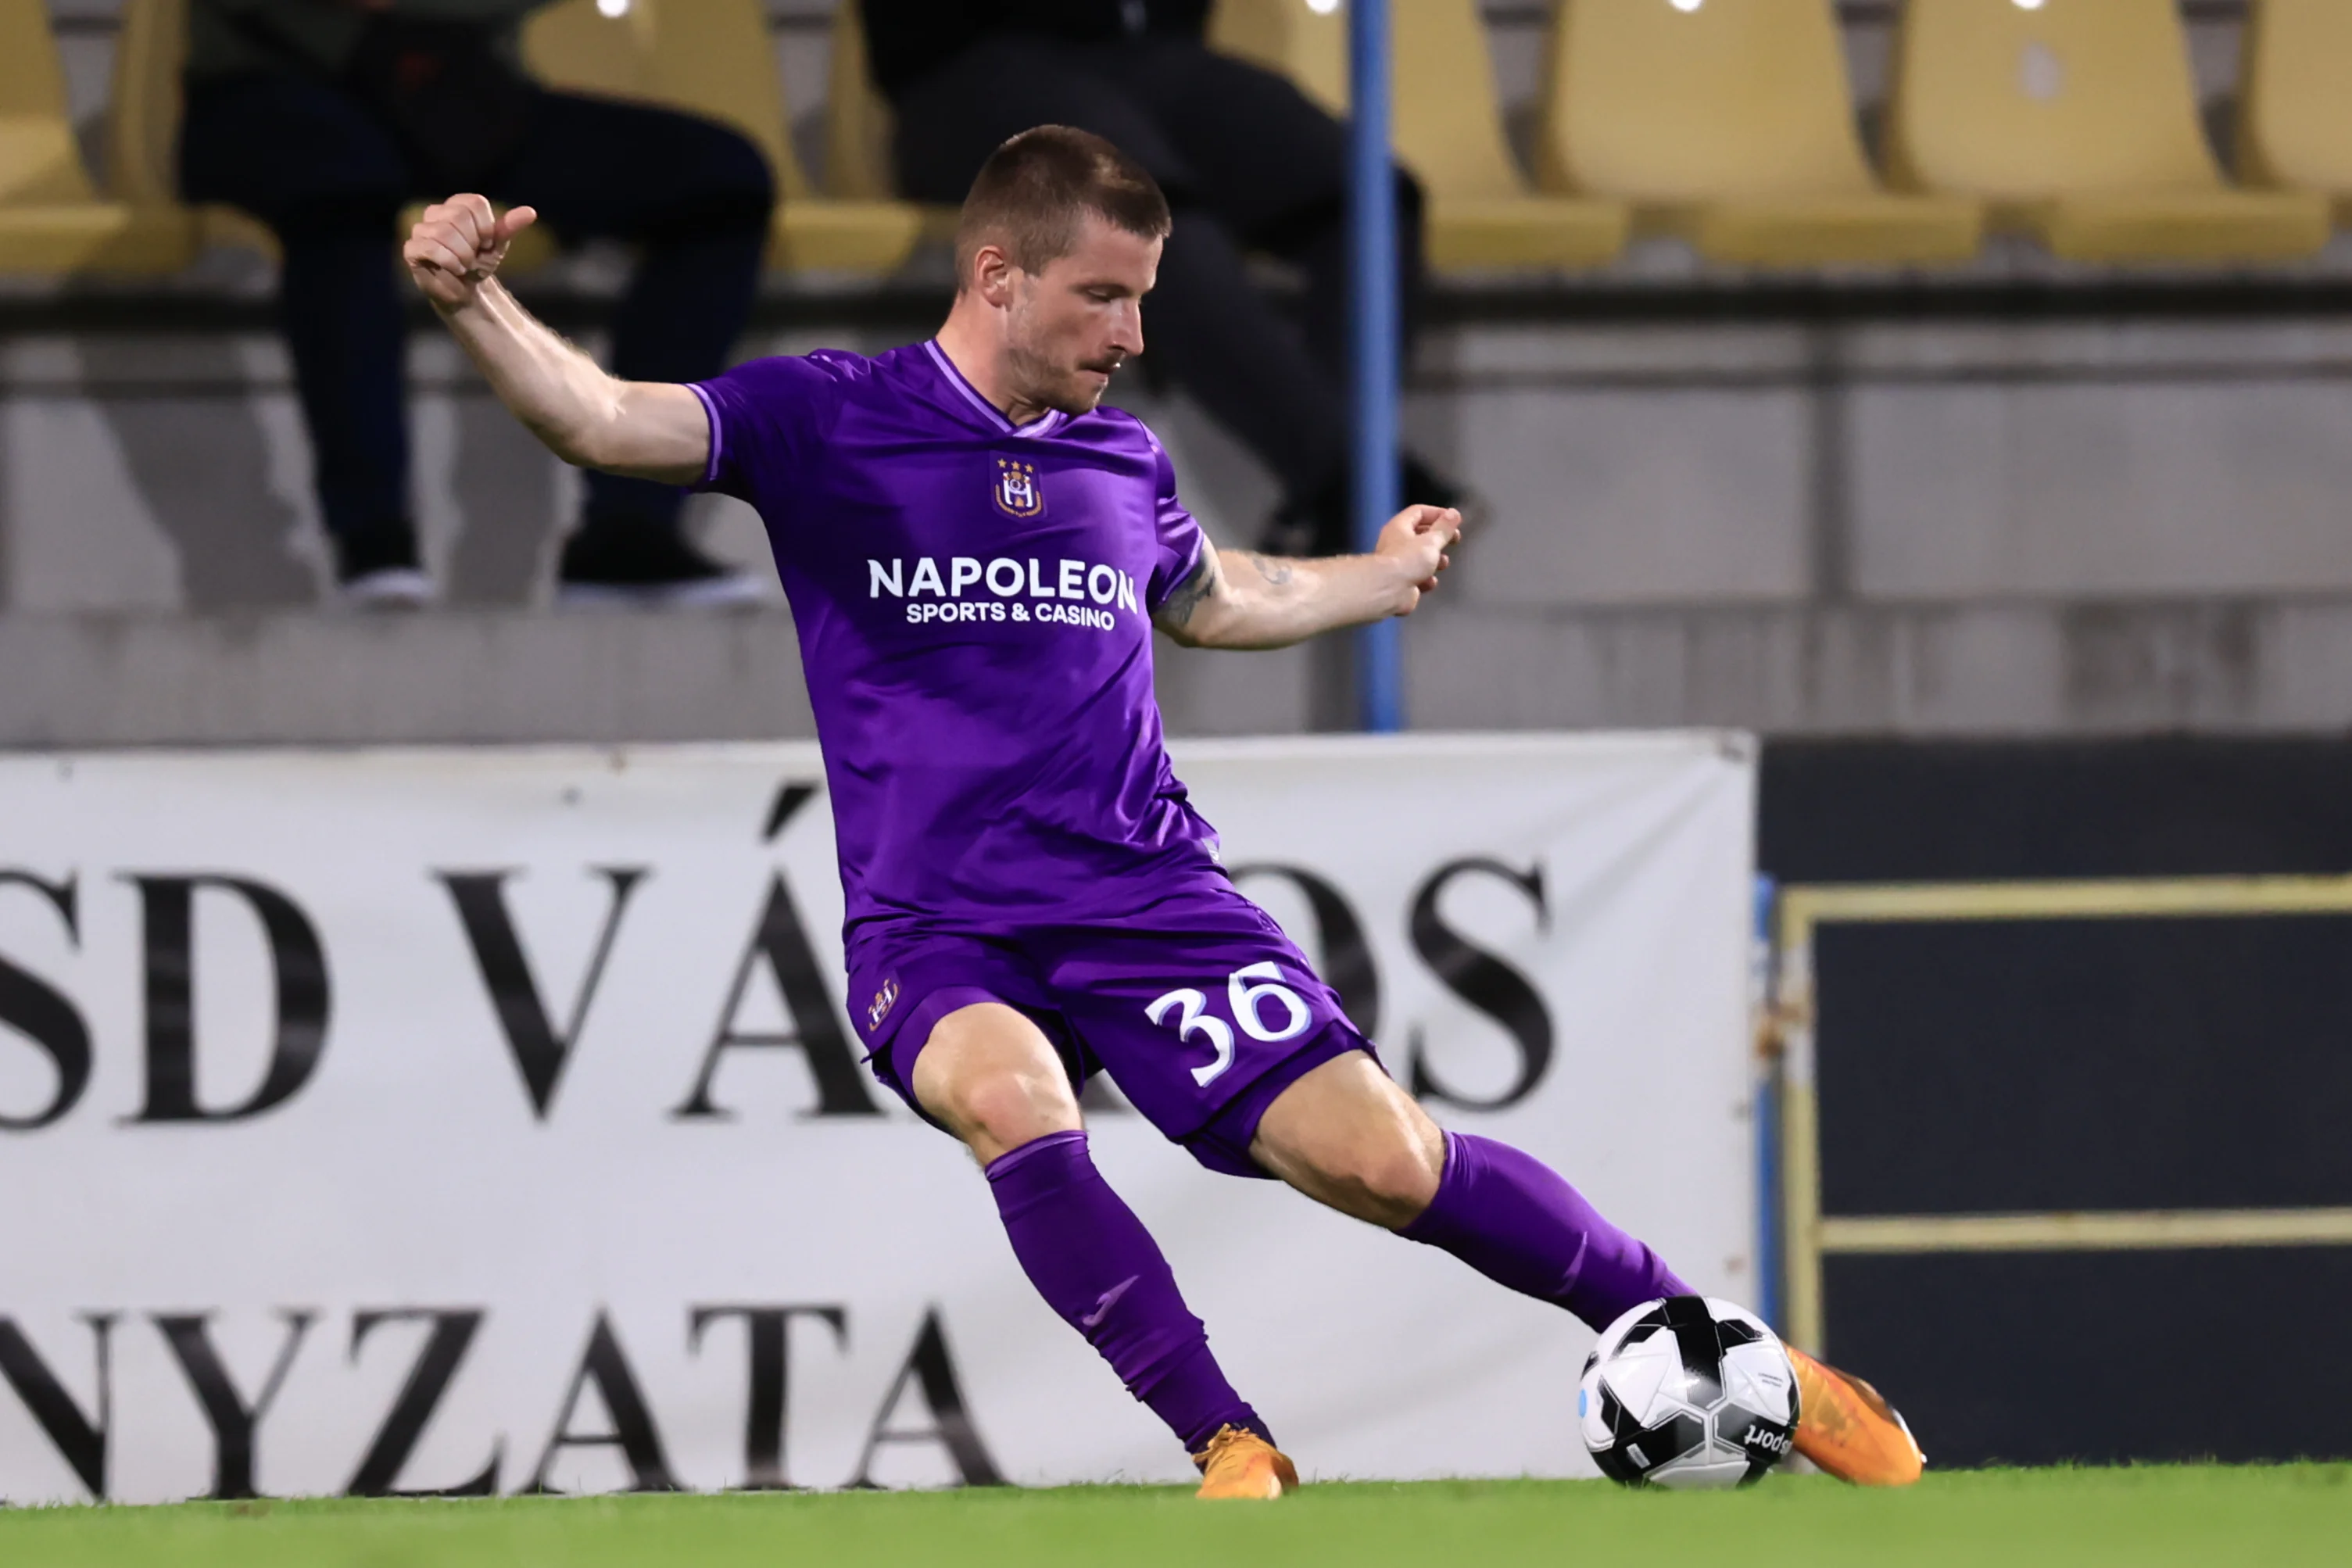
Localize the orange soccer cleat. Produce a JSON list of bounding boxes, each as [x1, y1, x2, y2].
[[1193, 1425, 1300, 1499], [1785, 1346, 1927, 1486]]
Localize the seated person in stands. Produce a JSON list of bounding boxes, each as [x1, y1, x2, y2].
[[179, 0, 774, 606], [863, 0, 1465, 556]]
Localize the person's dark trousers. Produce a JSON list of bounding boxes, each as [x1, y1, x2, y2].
[[180, 73, 773, 582], [891, 35, 1429, 534]]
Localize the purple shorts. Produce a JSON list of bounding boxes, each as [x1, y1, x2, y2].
[[846, 880, 1378, 1177]]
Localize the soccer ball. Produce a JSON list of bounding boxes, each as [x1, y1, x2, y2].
[[1578, 1295, 1799, 1489]]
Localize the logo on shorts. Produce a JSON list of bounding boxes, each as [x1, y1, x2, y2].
[[993, 458, 1043, 518], [866, 976, 900, 1031]]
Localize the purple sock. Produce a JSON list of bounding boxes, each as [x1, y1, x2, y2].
[[1398, 1132, 1692, 1331], [985, 1130, 1268, 1454]]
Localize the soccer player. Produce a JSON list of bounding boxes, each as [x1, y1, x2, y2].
[[403, 125, 1924, 1497]]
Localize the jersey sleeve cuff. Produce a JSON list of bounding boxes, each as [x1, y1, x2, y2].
[[1148, 533, 1208, 614], [686, 381, 725, 491]]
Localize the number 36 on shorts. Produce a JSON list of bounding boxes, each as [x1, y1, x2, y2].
[[1144, 961, 1313, 1088]]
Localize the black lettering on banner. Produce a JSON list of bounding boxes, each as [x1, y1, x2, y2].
[[0, 1315, 113, 1499], [439, 868, 646, 1119], [152, 1311, 315, 1500], [1230, 863, 1382, 1037], [1405, 857, 1555, 1111], [130, 878, 331, 1123], [345, 1309, 499, 1498], [689, 1304, 848, 1491], [524, 1314, 679, 1495], [761, 782, 821, 845], [0, 872, 91, 1131], [850, 1310, 1004, 1488], [672, 874, 882, 1120]]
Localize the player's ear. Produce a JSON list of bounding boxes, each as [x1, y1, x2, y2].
[[972, 242, 1018, 307]]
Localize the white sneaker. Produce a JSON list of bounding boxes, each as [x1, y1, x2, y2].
[[337, 567, 437, 610]]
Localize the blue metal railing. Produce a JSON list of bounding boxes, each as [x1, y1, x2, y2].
[[1348, 0, 1403, 734]]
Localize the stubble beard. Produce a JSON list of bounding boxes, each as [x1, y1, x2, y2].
[[1007, 331, 1119, 417]]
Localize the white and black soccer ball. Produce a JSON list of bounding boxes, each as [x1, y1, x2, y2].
[[1578, 1295, 1799, 1490]]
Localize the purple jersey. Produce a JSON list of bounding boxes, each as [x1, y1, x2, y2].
[[693, 340, 1226, 936]]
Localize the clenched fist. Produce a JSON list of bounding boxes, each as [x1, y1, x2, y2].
[[1374, 503, 1463, 613], [403, 195, 539, 310]]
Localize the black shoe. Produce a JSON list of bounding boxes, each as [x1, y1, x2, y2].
[[1258, 456, 1473, 558], [332, 520, 435, 609], [556, 514, 765, 608]]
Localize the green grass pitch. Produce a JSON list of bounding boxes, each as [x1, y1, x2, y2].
[[2, 1467, 2346, 1568]]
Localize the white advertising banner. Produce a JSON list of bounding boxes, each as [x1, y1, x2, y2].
[[0, 732, 1756, 1502]]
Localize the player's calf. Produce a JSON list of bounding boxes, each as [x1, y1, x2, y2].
[[904, 997, 1276, 1461], [1251, 1047, 1694, 1333]]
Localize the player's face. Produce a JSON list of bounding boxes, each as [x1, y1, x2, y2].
[[1006, 215, 1160, 415]]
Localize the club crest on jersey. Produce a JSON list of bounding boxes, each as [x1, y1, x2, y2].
[[993, 458, 1044, 518], [866, 976, 900, 1032]]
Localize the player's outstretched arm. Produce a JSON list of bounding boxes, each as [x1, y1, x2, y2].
[[403, 195, 711, 485], [1155, 504, 1462, 650]]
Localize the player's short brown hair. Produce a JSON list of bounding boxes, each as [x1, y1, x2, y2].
[[954, 126, 1172, 288]]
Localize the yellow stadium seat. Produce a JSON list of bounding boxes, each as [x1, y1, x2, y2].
[[822, 0, 897, 202], [1207, 0, 1345, 116], [0, 0, 192, 273], [528, 0, 921, 275], [98, 0, 176, 213], [1534, 0, 1981, 266], [1208, 0, 1627, 271], [519, 0, 657, 97], [820, 2, 959, 245], [1885, 0, 2328, 263], [106, 0, 307, 266], [2236, 0, 2352, 224]]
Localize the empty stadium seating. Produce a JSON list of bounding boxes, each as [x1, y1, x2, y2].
[[1534, 0, 1981, 266], [13, 1, 2352, 285], [1887, 0, 2329, 263], [1208, 0, 1627, 271], [0, 0, 192, 274], [521, 0, 922, 275], [2236, 0, 2352, 224]]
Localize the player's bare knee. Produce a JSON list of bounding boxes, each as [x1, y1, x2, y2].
[[950, 1067, 1079, 1159], [912, 1003, 1079, 1160], [1351, 1140, 1442, 1226], [961, 1066, 1076, 1133], [1346, 1088, 1444, 1222], [1292, 1133, 1441, 1228]]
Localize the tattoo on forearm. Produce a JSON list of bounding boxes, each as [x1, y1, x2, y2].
[[1158, 555, 1216, 625], [1246, 553, 1297, 589]]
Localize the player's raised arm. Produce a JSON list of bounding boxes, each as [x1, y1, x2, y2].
[[1154, 504, 1463, 650], [403, 195, 711, 485]]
